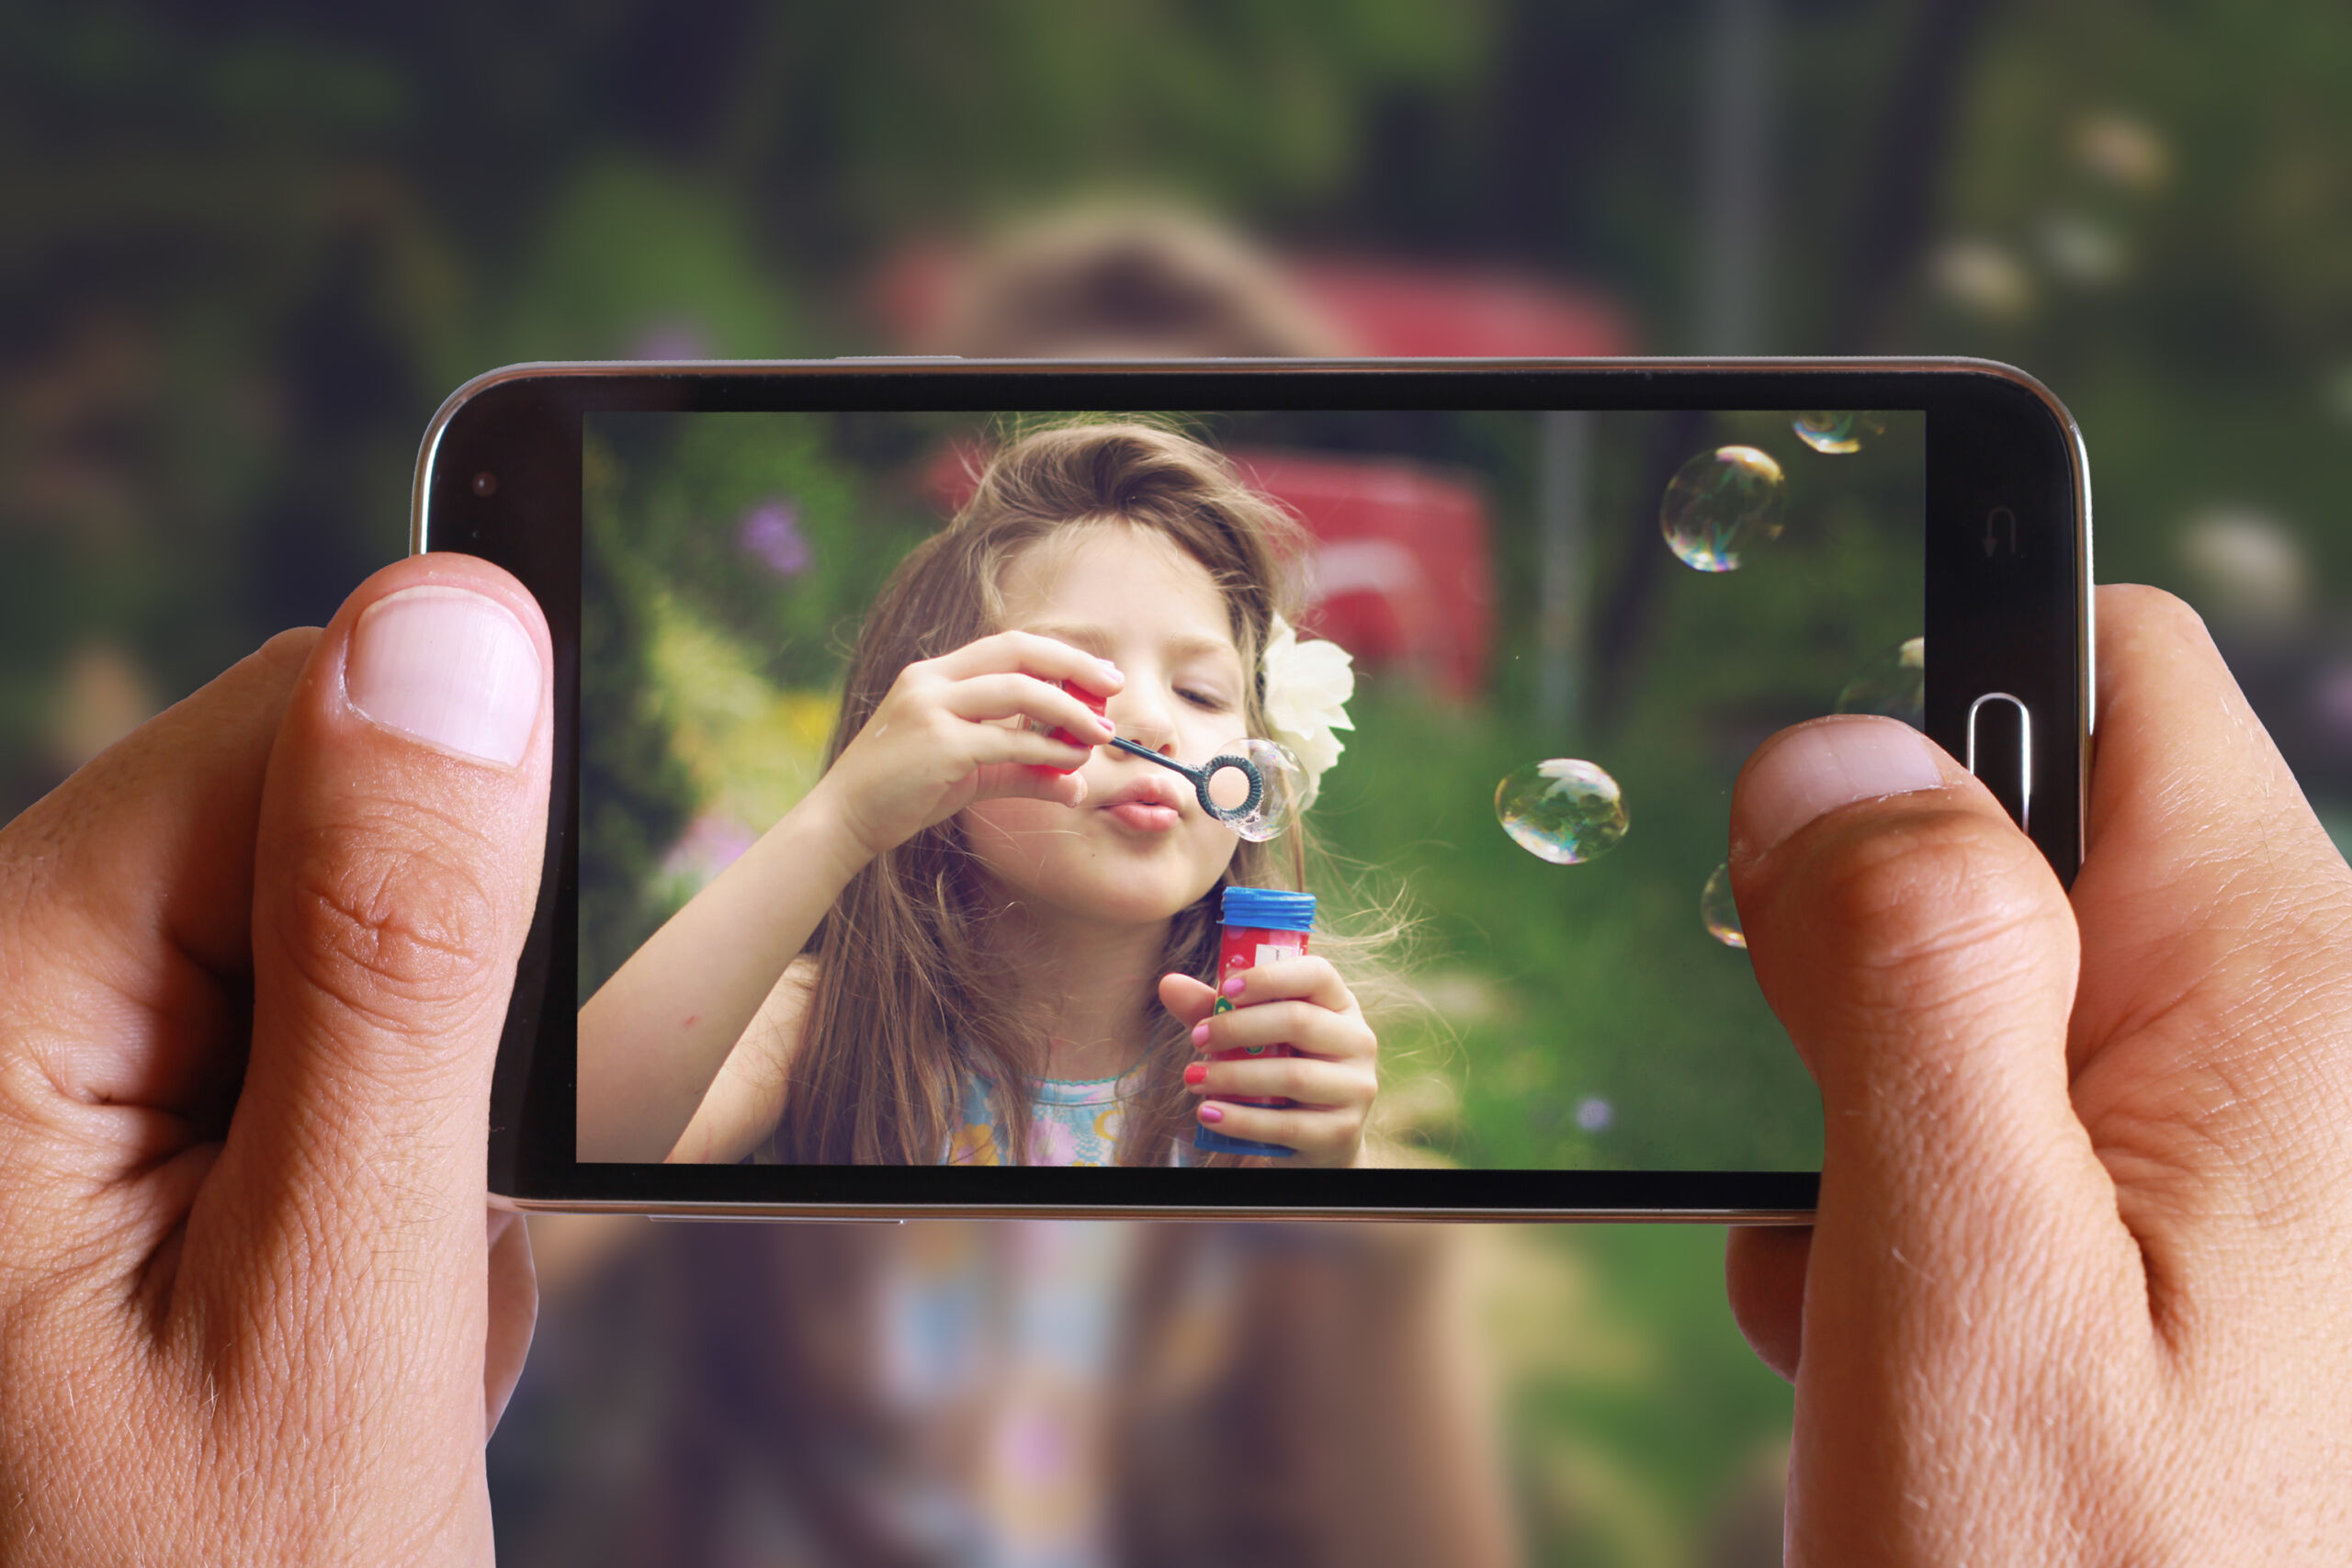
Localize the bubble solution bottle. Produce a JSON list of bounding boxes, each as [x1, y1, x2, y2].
[[1193, 886, 1316, 1158]]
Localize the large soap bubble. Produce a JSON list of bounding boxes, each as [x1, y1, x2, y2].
[[1700, 862, 1746, 949], [1836, 636, 1927, 730], [1206, 737, 1307, 842], [1495, 759, 1629, 864], [1660, 446, 1786, 572]]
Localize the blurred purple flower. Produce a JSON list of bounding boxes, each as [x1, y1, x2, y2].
[[738, 499, 812, 578], [1574, 1095, 1613, 1133], [2314, 664, 2352, 745], [631, 319, 710, 360], [660, 811, 756, 888]]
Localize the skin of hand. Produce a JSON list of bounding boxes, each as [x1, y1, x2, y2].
[[1722, 585, 2352, 1564], [810, 629, 1125, 862], [1159, 958, 1380, 1167], [0, 556, 552, 1564]]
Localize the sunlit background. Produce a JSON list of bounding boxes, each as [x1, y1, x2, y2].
[[6, 3, 2348, 1562]]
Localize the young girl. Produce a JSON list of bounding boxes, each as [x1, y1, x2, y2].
[[578, 421, 1384, 1168]]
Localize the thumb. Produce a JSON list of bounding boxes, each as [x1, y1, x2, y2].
[[1726, 716, 2119, 1371], [189, 557, 551, 1397]]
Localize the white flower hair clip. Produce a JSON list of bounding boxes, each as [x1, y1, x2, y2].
[[1260, 614, 1354, 810]]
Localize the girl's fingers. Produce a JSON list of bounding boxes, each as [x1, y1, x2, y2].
[[1218, 955, 1351, 1013], [963, 722, 1099, 773], [944, 671, 1118, 739], [1194, 1099, 1356, 1162], [968, 759, 1089, 809], [933, 630, 1124, 697], [1158, 973, 1219, 1027], [1189, 1054, 1373, 1110], [1192, 998, 1374, 1061]]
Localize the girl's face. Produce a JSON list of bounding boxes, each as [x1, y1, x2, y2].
[[962, 523, 1250, 929]]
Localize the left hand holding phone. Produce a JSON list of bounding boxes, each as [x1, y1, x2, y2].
[[0, 557, 551, 1563]]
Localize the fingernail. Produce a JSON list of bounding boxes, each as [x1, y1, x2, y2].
[[1739, 716, 1946, 856], [1221, 976, 1246, 998], [1097, 659, 1124, 684], [1190, 1022, 1211, 1046], [347, 585, 540, 767], [1183, 1062, 1207, 1086], [1098, 715, 1117, 735], [1198, 1103, 1224, 1125]]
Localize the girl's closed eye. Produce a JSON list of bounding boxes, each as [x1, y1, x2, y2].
[[1179, 685, 1234, 713]]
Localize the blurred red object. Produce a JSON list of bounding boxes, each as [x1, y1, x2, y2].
[[872, 239, 1634, 359], [1233, 448, 1490, 698], [924, 443, 1492, 697], [1284, 256, 1632, 358]]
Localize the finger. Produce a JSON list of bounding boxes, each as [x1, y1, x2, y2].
[[933, 631, 1125, 698], [961, 721, 1101, 773], [185, 558, 552, 1414], [1724, 1225, 1810, 1382], [0, 629, 316, 1126], [1193, 999, 1374, 1062], [1159, 972, 1219, 1026], [944, 671, 1119, 741], [2066, 587, 2352, 1183], [1186, 1054, 1371, 1110], [484, 1207, 537, 1440], [969, 759, 1089, 810], [1193, 1099, 1352, 1161], [1218, 954, 1350, 1012], [1731, 716, 2142, 1363]]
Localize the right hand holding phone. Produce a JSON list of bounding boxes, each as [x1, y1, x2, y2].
[[814, 630, 1123, 861], [1723, 585, 2352, 1564]]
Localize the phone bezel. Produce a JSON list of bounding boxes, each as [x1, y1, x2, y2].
[[413, 357, 2091, 1221]]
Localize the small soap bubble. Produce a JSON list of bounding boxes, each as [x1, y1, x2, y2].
[[1495, 759, 1629, 864], [1791, 411, 1885, 454], [1836, 636, 1927, 730], [1660, 446, 1786, 571], [1574, 1096, 1613, 1133], [1208, 737, 1307, 842], [1701, 863, 1747, 949]]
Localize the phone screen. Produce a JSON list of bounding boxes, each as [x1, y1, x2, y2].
[[575, 405, 1925, 1175]]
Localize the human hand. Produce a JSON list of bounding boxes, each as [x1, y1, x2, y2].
[[813, 630, 1123, 861], [1722, 585, 2352, 1563], [1159, 957, 1380, 1167], [0, 557, 553, 1563]]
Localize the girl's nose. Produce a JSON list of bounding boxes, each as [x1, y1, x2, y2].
[[1107, 684, 1179, 755]]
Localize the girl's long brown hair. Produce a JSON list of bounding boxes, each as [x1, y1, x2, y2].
[[772, 420, 1333, 1166]]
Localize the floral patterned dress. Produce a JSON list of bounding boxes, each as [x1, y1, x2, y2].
[[944, 1070, 1196, 1167]]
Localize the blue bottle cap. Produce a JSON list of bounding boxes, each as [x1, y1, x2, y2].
[[1219, 886, 1316, 932]]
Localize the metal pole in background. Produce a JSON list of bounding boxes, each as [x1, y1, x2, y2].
[[1535, 408, 1592, 738], [1702, 0, 1772, 353]]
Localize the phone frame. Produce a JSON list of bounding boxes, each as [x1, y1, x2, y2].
[[414, 357, 2091, 1222]]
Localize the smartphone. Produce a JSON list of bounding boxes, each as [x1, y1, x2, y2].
[[414, 358, 2090, 1220]]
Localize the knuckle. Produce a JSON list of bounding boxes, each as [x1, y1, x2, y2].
[[279, 806, 508, 1021], [1794, 807, 2066, 990]]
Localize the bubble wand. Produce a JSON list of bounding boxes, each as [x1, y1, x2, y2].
[[1102, 735, 1263, 824]]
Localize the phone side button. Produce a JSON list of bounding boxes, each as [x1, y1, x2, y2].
[[1965, 693, 2031, 831]]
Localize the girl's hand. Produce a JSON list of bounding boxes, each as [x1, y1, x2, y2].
[[1159, 958, 1379, 1168], [815, 631, 1123, 861]]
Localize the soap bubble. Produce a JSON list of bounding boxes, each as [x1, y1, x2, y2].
[[1660, 446, 1785, 571], [1791, 411, 1886, 455], [1495, 759, 1628, 864], [1207, 737, 1307, 842], [1574, 1096, 1614, 1133], [1701, 863, 1746, 949], [1836, 636, 1927, 729]]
